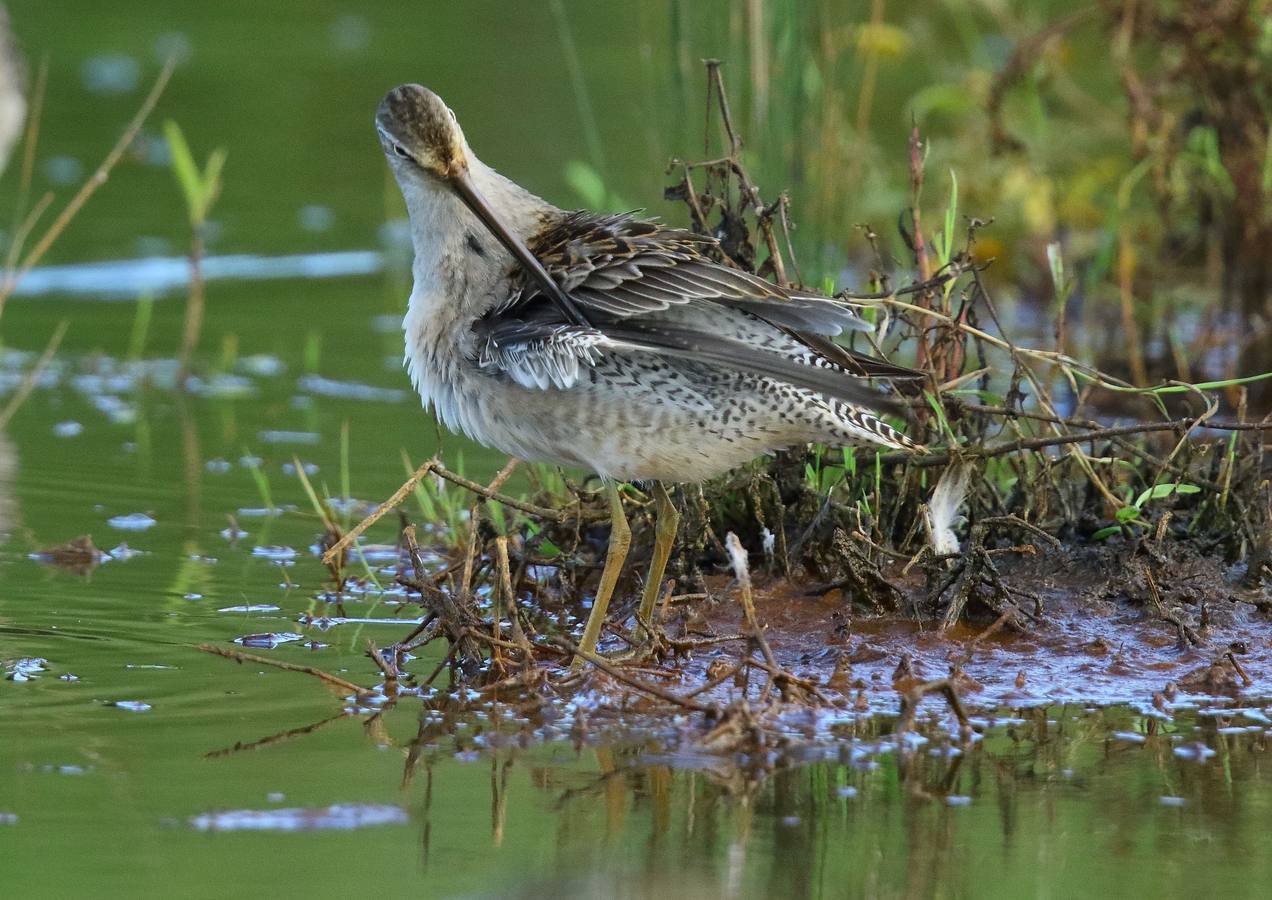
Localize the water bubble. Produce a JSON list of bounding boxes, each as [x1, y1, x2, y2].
[[297, 204, 334, 233], [81, 54, 140, 95], [134, 235, 173, 257], [1173, 742, 1217, 762], [153, 32, 192, 65], [330, 14, 371, 52], [107, 513, 156, 531], [258, 430, 321, 445], [136, 132, 171, 167], [237, 354, 284, 377], [44, 156, 83, 186], [297, 375, 406, 403]]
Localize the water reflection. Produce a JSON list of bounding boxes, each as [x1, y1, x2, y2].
[[9, 251, 384, 299], [380, 704, 1271, 898]]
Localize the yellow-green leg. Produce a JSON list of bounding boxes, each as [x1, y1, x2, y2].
[[571, 480, 630, 671], [636, 482, 679, 639]]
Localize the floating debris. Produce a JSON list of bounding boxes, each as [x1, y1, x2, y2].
[[189, 803, 408, 833], [52, 421, 83, 438], [252, 546, 297, 561], [234, 632, 304, 649], [1111, 731, 1147, 744], [218, 604, 281, 613], [30, 535, 103, 574], [106, 543, 144, 562], [236, 507, 285, 519], [106, 700, 152, 713], [5, 657, 48, 682]]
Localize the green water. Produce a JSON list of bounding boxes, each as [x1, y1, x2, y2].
[[2, 3, 1271, 898]]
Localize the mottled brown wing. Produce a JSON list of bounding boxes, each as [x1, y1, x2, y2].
[[501, 211, 873, 336], [475, 210, 924, 398]]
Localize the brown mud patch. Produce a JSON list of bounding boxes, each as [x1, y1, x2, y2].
[[692, 543, 1271, 715], [203, 540, 1272, 758]]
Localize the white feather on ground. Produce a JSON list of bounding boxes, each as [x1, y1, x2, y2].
[[926, 461, 972, 556]]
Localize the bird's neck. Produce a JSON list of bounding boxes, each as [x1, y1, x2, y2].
[[401, 155, 556, 425], [407, 156, 552, 295]]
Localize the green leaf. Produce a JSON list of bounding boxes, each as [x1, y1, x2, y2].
[[1133, 482, 1201, 509], [164, 120, 203, 225], [1115, 506, 1140, 524], [201, 147, 228, 213], [1090, 526, 1122, 541]]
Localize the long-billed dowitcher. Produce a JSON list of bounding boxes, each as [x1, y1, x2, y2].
[[375, 84, 921, 666]]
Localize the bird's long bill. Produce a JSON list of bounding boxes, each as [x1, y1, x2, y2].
[[449, 168, 589, 327]]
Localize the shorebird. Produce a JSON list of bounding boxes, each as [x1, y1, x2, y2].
[[375, 84, 922, 666]]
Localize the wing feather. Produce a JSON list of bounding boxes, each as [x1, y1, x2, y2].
[[474, 210, 921, 403]]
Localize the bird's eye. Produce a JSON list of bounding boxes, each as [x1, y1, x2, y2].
[[393, 144, 410, 160]]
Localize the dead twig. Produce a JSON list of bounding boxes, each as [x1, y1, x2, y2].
[[0, 319, 67, 429], [0, 58, 178, 321], [552, 636, 715, 713], [197, 643, 367, 694]]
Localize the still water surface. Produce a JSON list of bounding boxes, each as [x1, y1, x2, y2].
[[2, 4, 1271, 898]]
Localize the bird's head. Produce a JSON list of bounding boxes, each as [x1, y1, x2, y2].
[[375, 83, 586, 323], [376, 84, 468, 183]]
